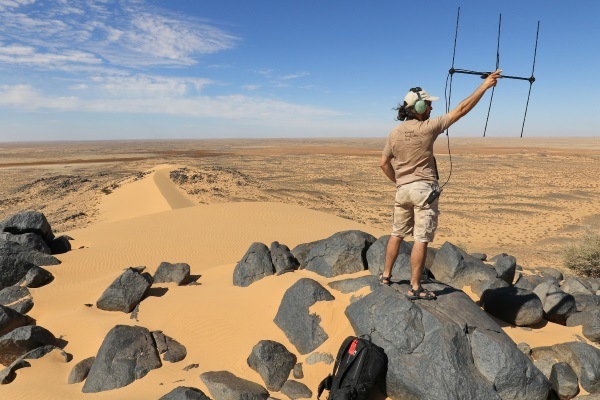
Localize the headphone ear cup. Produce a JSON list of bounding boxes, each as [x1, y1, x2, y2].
[[414, 99, 427, 114]]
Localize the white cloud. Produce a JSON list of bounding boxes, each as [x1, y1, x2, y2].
[[0, 0, 238, 69], [279, 72, 309, 80], [243, 84, 260, 91], [0, 84, 340, 119]]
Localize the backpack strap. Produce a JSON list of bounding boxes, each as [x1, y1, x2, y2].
[[317, 336, 357, 399]]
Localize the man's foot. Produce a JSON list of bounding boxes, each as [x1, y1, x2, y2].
[[406, 286, 436, 300], [378, 273, 392, 286]]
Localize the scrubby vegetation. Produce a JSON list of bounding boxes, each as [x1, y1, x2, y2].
[[564, 230, 600, 278]]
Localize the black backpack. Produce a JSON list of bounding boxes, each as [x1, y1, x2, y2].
[[317, 335, 387, 400]]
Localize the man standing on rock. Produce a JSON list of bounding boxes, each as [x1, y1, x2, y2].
[[379, 70, 502, 299]]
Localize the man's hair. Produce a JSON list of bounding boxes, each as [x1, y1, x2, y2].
[[393, 101, 418, 121]]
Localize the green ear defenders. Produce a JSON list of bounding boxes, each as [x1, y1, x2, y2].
[[411, 87, 428, 115]]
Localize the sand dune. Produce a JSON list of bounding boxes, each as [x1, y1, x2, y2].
[[1, 164, 593, 399]]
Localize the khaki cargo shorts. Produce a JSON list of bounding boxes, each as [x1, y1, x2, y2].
[[391, 180, 440, 243]]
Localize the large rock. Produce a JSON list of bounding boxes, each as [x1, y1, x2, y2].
[[82, 325, 162, 393], [0, 232, 50, 254], [247, 340, 297, 391], [303, 230, 376, 278], [493, 254, 517, 285], [0, 240, 60, 290], [471, 277, 510, 298], [232, 243, 274, 287], [0, 286, 33, 314], [269, 241, 298, 274], [18, 266, 53, 288], [561, 277, 594, 296], [291, 240, 319, 270], [328, 275, 380, 294], [48, 235, 71, 255], [274, 278, 335, 354], [366, 235, 414, 281], [96, 267, 153, 313], [552, 342, 600, 394], [154, 262, 191, 285], [345, 284, 550, 399], [534, 282, 577, 325], [200, 370, 269, 400], [0, 304, 29, 336], [159, 386, 210, 400], [537, 267, 564, 281], [0, 325, 56, 366], [514, 273, 537, 291], [567, 310, 600, 343], [550, 362, 580, 400], [480, 287, 543, 326], [0, 211, 53, 242], [429, 242, 497, 288]]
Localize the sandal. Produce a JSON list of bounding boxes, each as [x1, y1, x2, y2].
[[406, 286, 436, 300], [378, 273, 392, 286]]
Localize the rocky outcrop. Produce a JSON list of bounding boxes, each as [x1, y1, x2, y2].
[[82, 325, 162, 393], [303, 230, 376, 278], [0, 232, 50, 254], [0, 211, 53, 242], [247, 340, 297, 391], [533, 282, 577, 325], [200, 370, 269, 400], [346, 283, 550, 399], [0, 304, 30, 336], [366, 235, 415, 281], [96, 267, 153, 313], [0, 240, 60, 290], [274, 278, 334, 354], [233, 243, 274, 287]]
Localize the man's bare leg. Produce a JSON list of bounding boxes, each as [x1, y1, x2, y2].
[[409, 241, 436, 298], [381, 236, 403, 283]]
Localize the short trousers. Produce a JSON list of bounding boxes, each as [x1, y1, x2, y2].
[[391, 180, 440, 243]]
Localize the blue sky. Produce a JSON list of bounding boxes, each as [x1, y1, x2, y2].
[[0, 0, 598, 141]]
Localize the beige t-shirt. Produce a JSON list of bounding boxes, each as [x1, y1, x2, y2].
[[382, 115, 451, 186]]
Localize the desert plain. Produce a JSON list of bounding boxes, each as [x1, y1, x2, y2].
[[0, 136, 599, 399]]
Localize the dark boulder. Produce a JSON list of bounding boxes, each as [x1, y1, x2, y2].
[[303, 230, 376, 278], [493, 254, 517, 285], [232, 243, 274, 287], [345, 283, 550, 400], [0, 232, 50, 254], [152, 331, 187, 363], [159, 386, 210, 400], [200, 370, 269, 400], [0, 325, 56, 365], [0, 286, 33, 314], [471, 277, 510, 298], [19, 266, 53, 288], [429, 242, 497, 288], [537, 267, 564, 281], [574, 295, 600, 312], [281, 380, 313, 399], [269, 241, 299, 274], [0, 304, 29, 336], [274, 278, 334, 354], [96, 267, 153, 313], [550, 362, 579, 400], [49, 235, 71, 255], [480, 287, 544, 326], [154, 262, 191, 285], [68, 356, 95, 384], [533, 282, 577, 325], [514, 273, 538, 291], [247, 340, 297, 391], [0, 211, 53, 242], [567, 310, 600, 343], [561, 277, 594, 296], [82, 325, 162, 393], [0, 345, 67, 384], [366, 235, 414, 281], [291, 240, 319, 270], [0, 240, 60, 290], [552, 342, 600, 394]]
